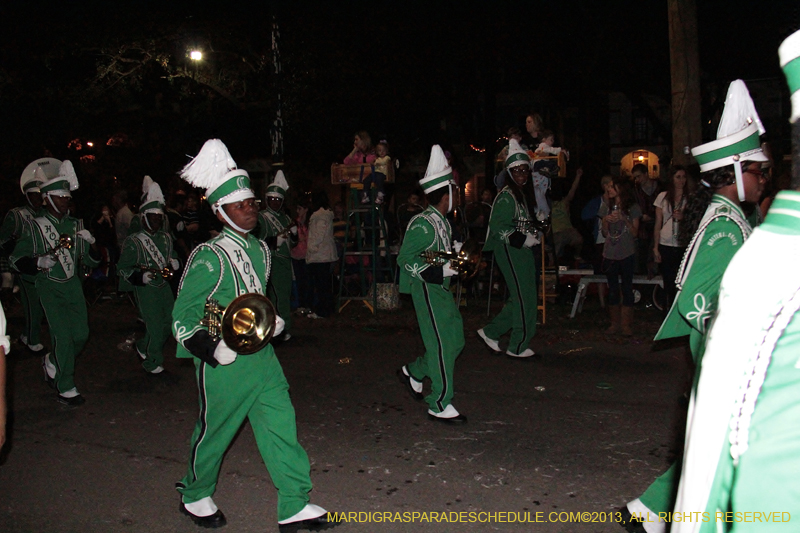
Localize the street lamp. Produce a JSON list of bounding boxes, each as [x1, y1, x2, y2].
[[190, 50, 202, 61]]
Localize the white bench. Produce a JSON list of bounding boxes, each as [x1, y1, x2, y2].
[[569, 273, 663, 318]]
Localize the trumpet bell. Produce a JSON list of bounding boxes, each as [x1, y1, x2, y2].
[[220, 293, 277, 355]]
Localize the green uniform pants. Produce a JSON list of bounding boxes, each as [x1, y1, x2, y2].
[[134, 283, 174, 372], [407, 282, 465, 413], [38, 277, 89, 393], [177, 346, 312, 521], [268, 256, 292, 335], [638, 461, 678, 515], [483, 244, 537, 354], [19, 274, 44, 346]]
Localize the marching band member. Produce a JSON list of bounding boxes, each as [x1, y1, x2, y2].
[[10, 160, 99, 406], [478, 139, 539, 359], [172, 139, 336, 531], [117, 178, 179, 376], [396, 145, 467, 424], [621, 80, 768, 533], [255, 170, 296, 341], [0, 159, 57, 352]]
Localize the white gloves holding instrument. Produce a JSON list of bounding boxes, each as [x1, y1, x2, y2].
[[442, 261, 459, 278], [523, 232, 540, 248], [277, 235, 287, 247], [170, 258, 180, 271], [37, 255, 57, 270], [213, 339, 237, 365], [453, 241, 463, 253], [142, 272, 154, 285], [274, 315, 285, 337], [76, 229, 95, 245]]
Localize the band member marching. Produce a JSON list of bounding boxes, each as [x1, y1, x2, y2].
[[255, 170, 297, 342], [620, 81, 768, 532], [10, 160, 100, 406], [172, 139, 337, 531], [117, 178, 180, 376], [396, 145, 467, 424], [0, 158, 58, 352], [478, 139, 540, 359]]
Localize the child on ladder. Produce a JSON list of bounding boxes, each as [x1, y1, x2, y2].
[[361, 140, 390, 205]]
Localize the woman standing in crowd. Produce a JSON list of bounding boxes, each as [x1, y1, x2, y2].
[[306, 192, 338, 318], [599, 177, 641, 336], [291, 202, 312, 316], [652, 166, 692, 311]]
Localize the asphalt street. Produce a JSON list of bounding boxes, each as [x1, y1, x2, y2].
[[0, 290, 689, 533]]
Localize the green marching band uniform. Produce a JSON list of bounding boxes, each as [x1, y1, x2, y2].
[[255, 170, 296, 340], [479, 139, 539, 358], [672, 33, 800, 533], [0, 158, 59, 352], [10, 161, 100, 405], [397, 145, 467, 423], [625, 80, 768, 533], [117, 179, 179, 374], [172, 139, 333, 531]]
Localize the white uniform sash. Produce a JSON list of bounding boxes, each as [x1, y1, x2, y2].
[[262, 210, 284, 233], [135, 233, 167, 269], [419, 209, 451, 253], [34, 217, 75, 279], [215, 235, 263, 296]]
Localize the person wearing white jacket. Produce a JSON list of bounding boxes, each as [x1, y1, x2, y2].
[[306, 192, 338, 318]]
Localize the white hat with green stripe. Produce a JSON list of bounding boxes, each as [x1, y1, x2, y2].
[[779, 29, 800, 123], [690, 79, 768, 202], [39, 160, 79, 197], [419, 145, 455, 194], [140, 178, 165, 215], [266, 170, 289, 199], [505, 139, 531, 170], [180, 139, 253, 214]]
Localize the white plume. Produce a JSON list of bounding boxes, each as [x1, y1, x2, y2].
[[145, 181, 165, 205], [272, 170, 289, 191], [180, 139, 238, 189], [142, 175, 154, 195], [58, 160, 79, 191], [717, 80, 765, 139]]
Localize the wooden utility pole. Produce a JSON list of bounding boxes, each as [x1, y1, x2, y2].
[[668, 0, 702, 166]]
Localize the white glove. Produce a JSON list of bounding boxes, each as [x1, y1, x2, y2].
[[76, 229, 95, 244], [274, 315, 285, 337], [442, 261, 459, 278], [37, 255, 57, 270], [277, 235, 287, 247], [142, 272, 154, 285], [290, 226, 298, 236], [170, 258, 180, 271], [176, 221, 186, 232], [453, 241, 463, 253], [213, 339, 237, 365], [523, 233, 540, 248]]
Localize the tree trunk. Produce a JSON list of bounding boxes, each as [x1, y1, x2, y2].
[[668, 0, 702, 167]]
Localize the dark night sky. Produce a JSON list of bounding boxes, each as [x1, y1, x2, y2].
[[0, 0, 798, 199]]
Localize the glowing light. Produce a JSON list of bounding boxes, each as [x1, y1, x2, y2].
[[190, 51, 203, 61], [638, 155, 645, 162], [87, 141, 94, 147]]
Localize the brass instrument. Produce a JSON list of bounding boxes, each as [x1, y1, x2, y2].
[[201, 293, 278, 355], [276, 221, 297, 239], [420, 238, 484, 281], [139, 265, 174, 280], [36, 233, 73, 258], [513, 216, 551, 234]]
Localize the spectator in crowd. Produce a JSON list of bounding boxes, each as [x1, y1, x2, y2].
[[396, 190, 424, 241], [291, 202, 311, 315], [523, 113, 544, 147], [361, 140, 391, 205], [599, 177, 641, 336], [306, 192, 338, 318], [466, 188, 494, 242], [550, 168, 584, 265], [112, 189, 134, 247], [534, 129, 569, 161], [332, 201, 348, 260], [344, 130, 376, 165], [631, 163, 661, 276], [652, 166, 692, 311], [581, 175, 615, 304]]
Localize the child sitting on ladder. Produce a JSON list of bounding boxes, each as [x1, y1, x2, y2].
[[361, 140, 391, 205]]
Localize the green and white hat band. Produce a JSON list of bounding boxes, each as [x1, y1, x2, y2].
[[206, 169, 254, 209], [140, 200, 164, 214], [23, 180, 41, 193], [40, 179, 72, 196], [266, 184, 286, 198], [505, 139, 531, 169], [691, 123, 767, 172], [779, 29, 800, 122]]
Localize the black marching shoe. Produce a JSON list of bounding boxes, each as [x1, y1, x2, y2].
[[279, 504, 339, 533], [180, 502, 227, 529], [397, 366, 423, 401], [56, 394, 86, 407], [616, 506, 647, 533]]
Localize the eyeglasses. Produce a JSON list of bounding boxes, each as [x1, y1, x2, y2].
[[509, 166, 531, 174]]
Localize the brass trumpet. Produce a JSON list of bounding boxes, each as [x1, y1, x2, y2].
[[201, 293, 278, 355], [36, 233, 73, 258], [139, 265, 174, 280], [420, 238, 483, 281], [513, 216, 551, 234]]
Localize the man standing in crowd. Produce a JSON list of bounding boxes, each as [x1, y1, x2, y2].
[[117, 178, 180, 376], [10, 160, 99, 406], [173, 139, 337, 531], [255, 170, 296, 341], [0, 158, 57, 352], [632, 163, 660, 276], [396, 145, 467, 424]]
